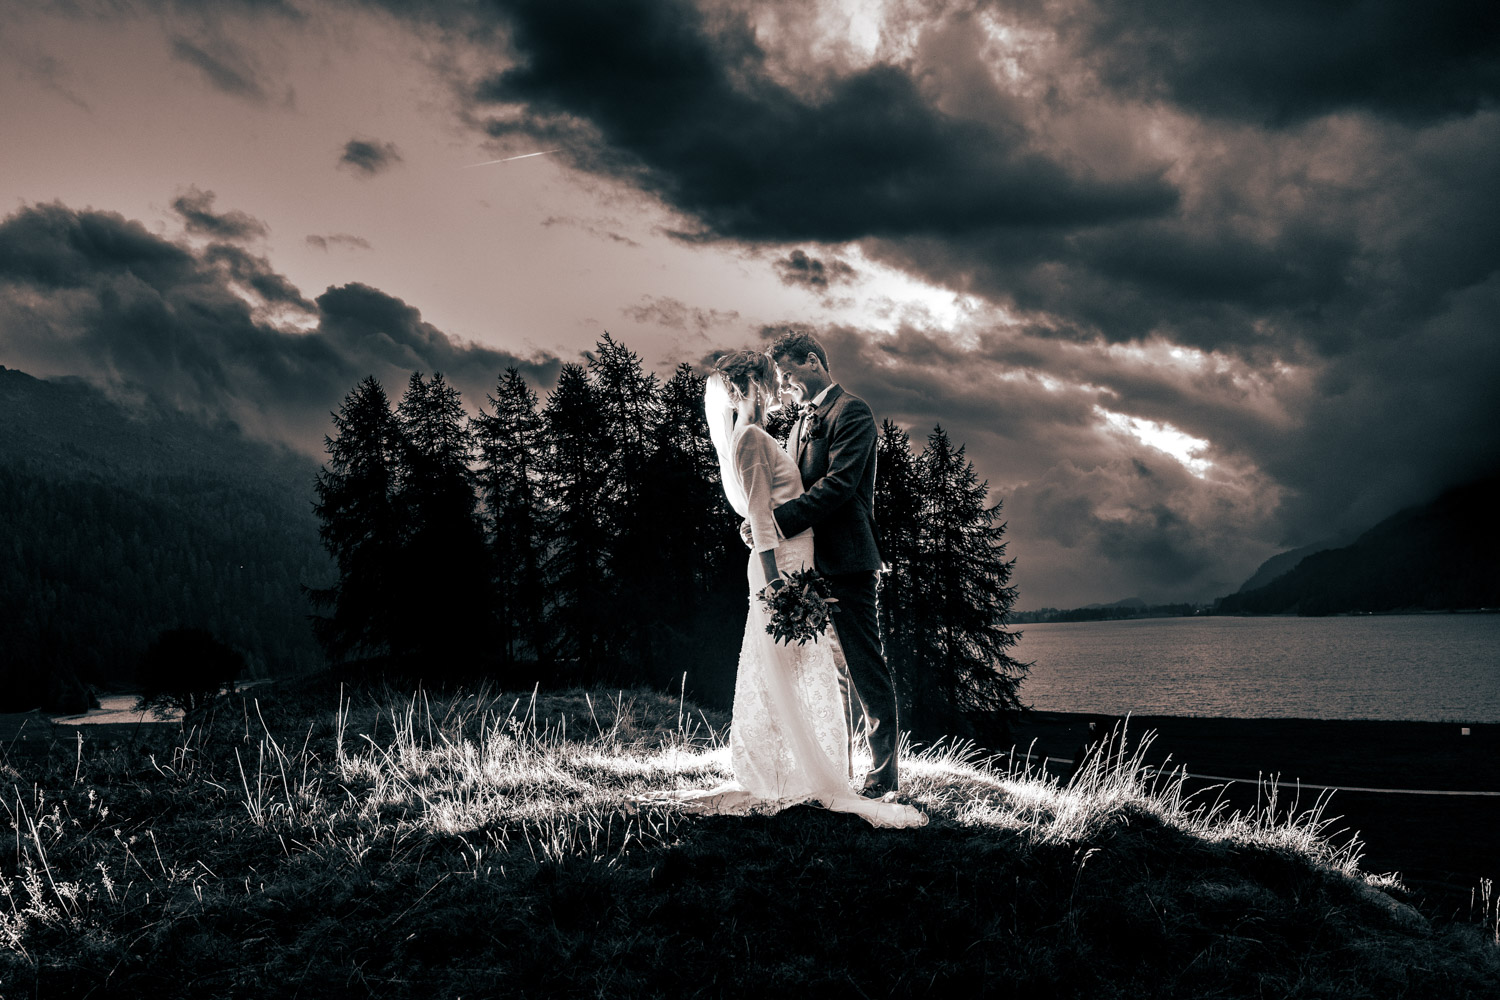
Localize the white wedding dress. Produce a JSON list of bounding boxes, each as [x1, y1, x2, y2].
[[659, 420, 926, 829]]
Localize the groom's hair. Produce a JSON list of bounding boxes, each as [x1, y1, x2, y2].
[[769, 328, 829, 372]]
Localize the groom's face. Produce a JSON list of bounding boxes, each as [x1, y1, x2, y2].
[[773, 352, 819, 404]]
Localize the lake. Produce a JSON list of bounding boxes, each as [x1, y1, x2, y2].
[[1015, 614, 1500, 722]]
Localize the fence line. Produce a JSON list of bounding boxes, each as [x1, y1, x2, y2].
[[1016, 750, 1500, 798]]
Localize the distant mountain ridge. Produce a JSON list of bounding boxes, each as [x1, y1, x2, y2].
[[0, 366, 330, 711], [1086, 597, 1146, 610], [1235, 535, 1354, 594], [1216, 475, 1500, 615]]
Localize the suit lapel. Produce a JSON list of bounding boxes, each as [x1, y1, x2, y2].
[[797, 385, 844, 465]]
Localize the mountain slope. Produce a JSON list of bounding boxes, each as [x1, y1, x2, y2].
[[0, 367, 330, 710], [1235, 534, 1354, 594], [1217, 475, 1500, 615]]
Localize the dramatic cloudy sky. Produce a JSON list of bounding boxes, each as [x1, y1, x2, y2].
[[2, 0, 1497, 608]]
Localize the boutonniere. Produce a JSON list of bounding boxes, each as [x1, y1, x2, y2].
[[805, 410, 828, 441]]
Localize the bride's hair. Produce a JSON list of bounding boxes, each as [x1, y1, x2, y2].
[[712, 350, 774, 402], [705, 349, 775, 515]]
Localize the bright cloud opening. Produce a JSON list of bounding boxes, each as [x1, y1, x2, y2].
[[1096, 406, 1214, 477], [839, 245, 1008, 333]]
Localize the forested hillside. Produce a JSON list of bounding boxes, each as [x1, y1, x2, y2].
[[1217, 475, 1500, 615], [0, 367, 329, 711]]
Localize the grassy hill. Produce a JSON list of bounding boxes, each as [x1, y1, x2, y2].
[[2, 681, 1495, 998]]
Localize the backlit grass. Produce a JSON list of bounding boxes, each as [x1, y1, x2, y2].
[[3, 677, 1496, 998]]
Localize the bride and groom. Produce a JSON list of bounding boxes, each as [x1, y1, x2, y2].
[[670, 330, 926, 829]]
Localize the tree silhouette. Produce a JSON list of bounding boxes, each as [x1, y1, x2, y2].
[[136, 627, 242, 725], [587, 335, 662, 673], [392, 372, 491, 678], [309, 376, 403, 665], [763, 399, 802, 446], [652, 363, 739, 593], [474, 369, 546, 678], [874, 419, 923, 720], [536, 363, 611, 678], [907, 426, 1026, 734], [640, 363, 744, 694]]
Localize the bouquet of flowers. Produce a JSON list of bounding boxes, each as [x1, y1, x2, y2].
[[757, 568, 839, 645]]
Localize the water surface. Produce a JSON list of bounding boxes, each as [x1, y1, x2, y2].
[[1016, 614, 1500, 722]]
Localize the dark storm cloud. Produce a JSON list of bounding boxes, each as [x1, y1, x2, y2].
[[171, 186, 270, 241], [338, 138, 403, 176], [1072, 0, 1500, 125], [202, 243, 315, 310], [750, 322, 1108, 483], [774, 250, 856, 292], [745, 294, 1500, 605], [306, 233, 373, 251], [169, 35, 269, 102], [464, 0, 1177, 242], [734, 320, 1285, 605], [0, 202, 559, 455], [1256, 274, 1500, 536], [112, 0, 1496, 605], [857, 108, 1500, 573]]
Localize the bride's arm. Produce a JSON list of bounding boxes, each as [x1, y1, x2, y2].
[[758, 550, 782, 590], [735, 430, 785, 588]]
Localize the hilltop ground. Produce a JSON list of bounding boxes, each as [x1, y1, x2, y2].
[[2, 678, 1496, 998], [1010, 711, 1500, 922]]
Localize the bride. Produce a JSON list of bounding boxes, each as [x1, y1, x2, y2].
[[661, 350, 926, 829]]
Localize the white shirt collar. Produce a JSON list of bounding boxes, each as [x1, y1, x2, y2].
[[809, 383, 838, 408]]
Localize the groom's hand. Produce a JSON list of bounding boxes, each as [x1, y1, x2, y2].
[[740, 519, 754, 548]]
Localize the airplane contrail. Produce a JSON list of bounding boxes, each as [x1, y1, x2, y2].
[[464, 149, 562, 168]]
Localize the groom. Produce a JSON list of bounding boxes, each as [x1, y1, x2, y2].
[[766, 330, 901, 798]]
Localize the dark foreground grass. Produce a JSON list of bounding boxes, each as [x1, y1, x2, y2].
[[3, 677, 1497, 998]]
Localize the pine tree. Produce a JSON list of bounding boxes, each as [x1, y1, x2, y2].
[[874, 420, 922, 716], [392, 372, 490, 677], [652, 363, 739, 592], [639, 363, 744, 693], [473, 369, 545, 675], [908, 426, 1026, 735], [763, 400, 802, 447], [588, 333, 660, 505], [537, 363, 610, 678], [309, 376, 403, 664], [587, 334, 662, 671]]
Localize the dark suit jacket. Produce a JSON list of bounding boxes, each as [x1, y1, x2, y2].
[[772, 385, 882, 576]]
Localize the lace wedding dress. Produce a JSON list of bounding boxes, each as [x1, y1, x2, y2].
[[659, 418, 926, 830]]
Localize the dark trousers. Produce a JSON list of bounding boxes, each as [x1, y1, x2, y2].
[[828, 571, 900, 790]]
